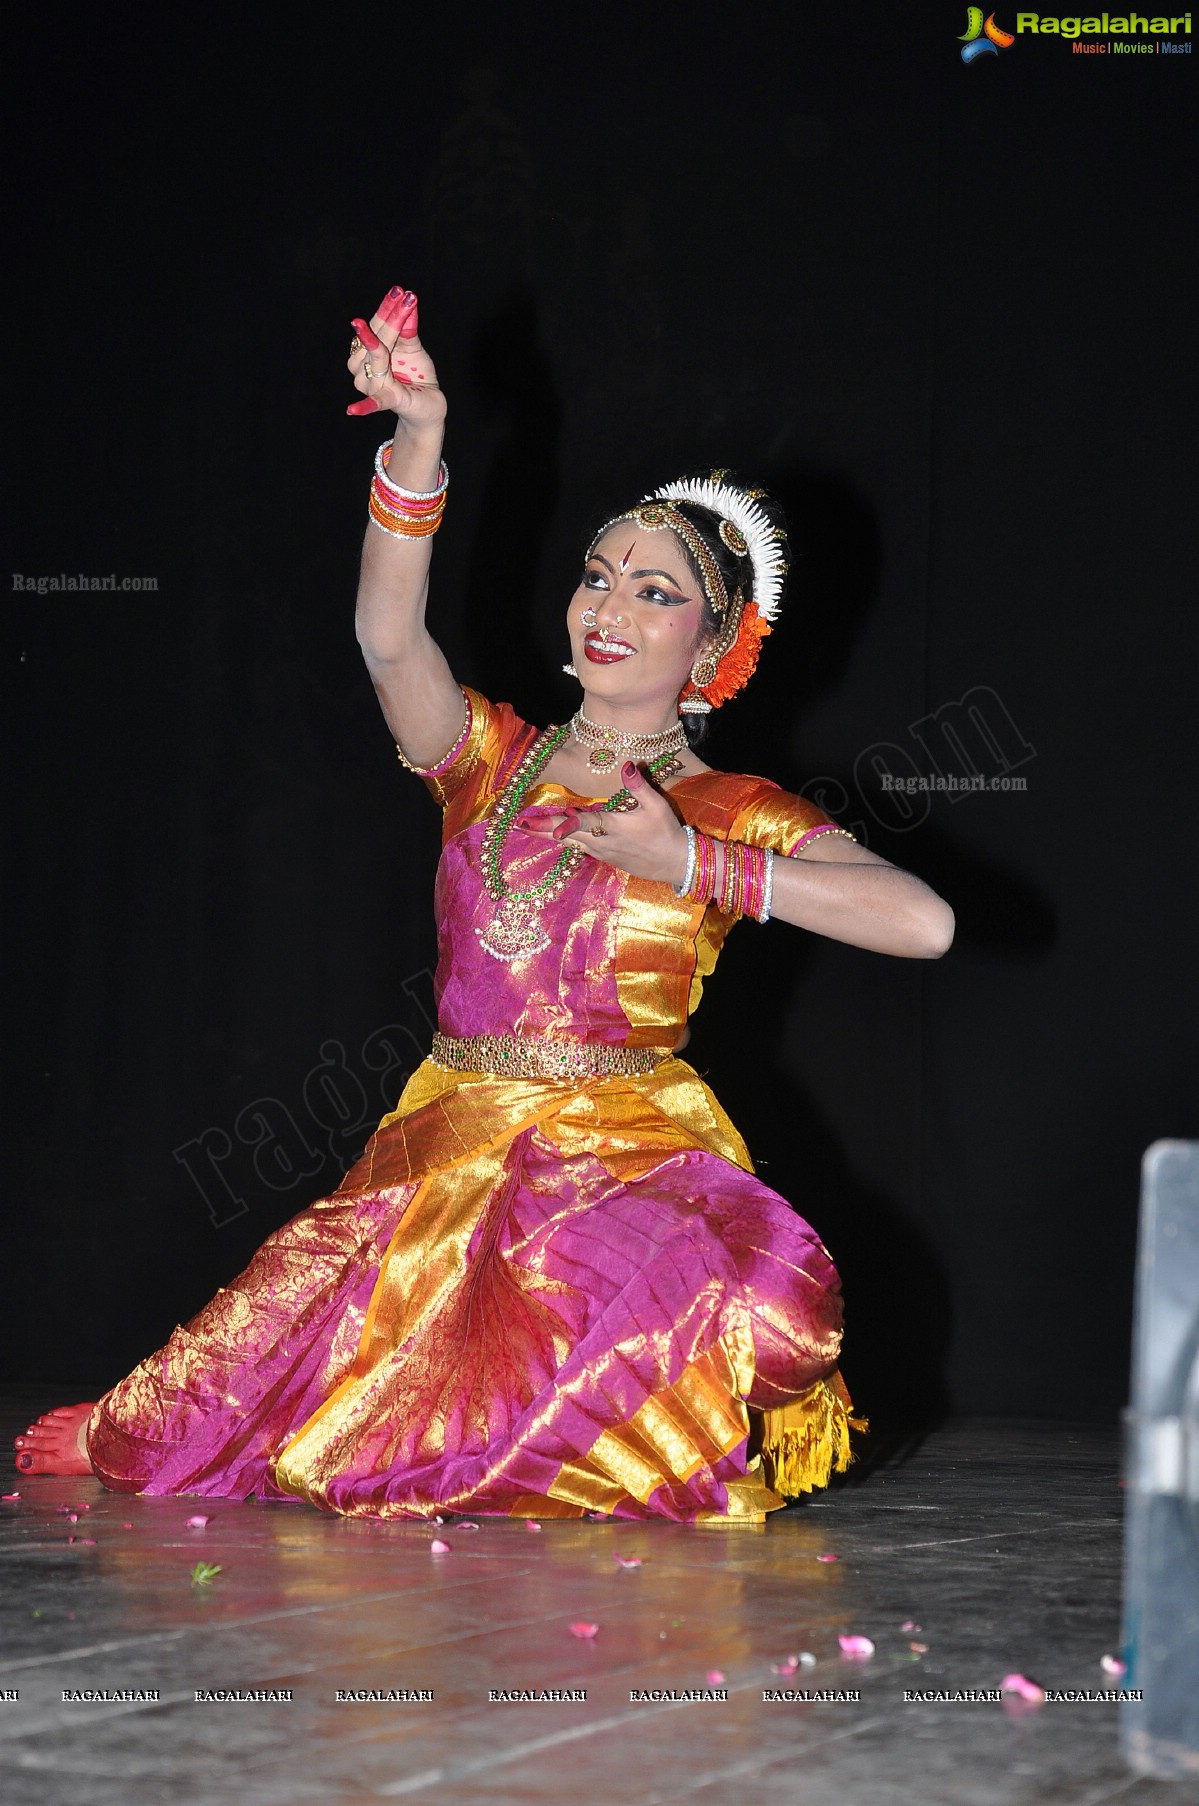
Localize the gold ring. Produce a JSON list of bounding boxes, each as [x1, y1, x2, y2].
[[364, 359, 375, 378], [589, 821, 607, 837], [350, 336, 362, 352]]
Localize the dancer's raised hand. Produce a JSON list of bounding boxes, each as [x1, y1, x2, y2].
[[346, 286, 447, 432], [519, 762, 692, 888]]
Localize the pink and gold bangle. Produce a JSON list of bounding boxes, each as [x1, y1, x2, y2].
[[674, 832, 775, 922], [742, 844, 766, 922], [675, 828, 717, 905], [369, 488, 445, 538], [693, 830, 716, 904], [718, 840, 739, 915], [714, 840, 771, 921]]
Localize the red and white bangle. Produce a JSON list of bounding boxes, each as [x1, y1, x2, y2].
[[369, 441, 449, 539], [374, 441, 449, 502]]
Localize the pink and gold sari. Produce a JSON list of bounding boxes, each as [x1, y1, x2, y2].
[[88, 691, 860, 1522]]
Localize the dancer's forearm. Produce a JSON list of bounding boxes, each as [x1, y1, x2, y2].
[[354, 422, 446, 663], [355, 422, 464, 763], [766, 841, 955, 958]]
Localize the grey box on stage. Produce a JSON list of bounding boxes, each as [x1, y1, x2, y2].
[[1121, 1140, 1199, 1777]]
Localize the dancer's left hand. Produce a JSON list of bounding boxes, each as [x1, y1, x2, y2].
[[517, 761, 691, 887]]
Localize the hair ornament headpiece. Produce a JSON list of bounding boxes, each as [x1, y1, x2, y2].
[[583, 471, 786, 714], [646, 472, 788, 623]]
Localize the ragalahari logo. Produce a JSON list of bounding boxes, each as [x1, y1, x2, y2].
[[959, 8, 1016, 58]]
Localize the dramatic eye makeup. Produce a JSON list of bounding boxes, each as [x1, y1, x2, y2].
[[586, 552, 692, 604]]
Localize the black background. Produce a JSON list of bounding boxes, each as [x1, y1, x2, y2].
[[5, 6, 1195, 1425]]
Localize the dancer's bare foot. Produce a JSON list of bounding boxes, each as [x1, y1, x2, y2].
[[14, 1404, 96, 1476]]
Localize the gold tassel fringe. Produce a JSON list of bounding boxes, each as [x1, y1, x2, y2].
[[756, 1371, 868, 1499]]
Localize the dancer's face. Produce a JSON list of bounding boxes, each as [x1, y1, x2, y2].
[[567, 525, 712, 718]]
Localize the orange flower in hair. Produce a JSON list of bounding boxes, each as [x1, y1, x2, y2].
[[679, 599, 773, 712]]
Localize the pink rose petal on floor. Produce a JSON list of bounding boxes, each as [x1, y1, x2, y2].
[[1002, 1672, 1045, 1704], [65, 1514, 78, 1524], [614, 1554, 643, 1568], [122, 1522, 133, 1529], [1101, 1654, 1127, 1677], [2, 1493, 20, 1501], [457, 1521, 480, 1532], [429, 1538, 451, 1555], [771, 1656, 799, 1675], [432, 1514, 446, 1525], [569, 1621, 599, 1639], [185, 1516, 210, 1529], [816, 1552, 840, 1563], [838, 1635, 875, 1659], [901, 1620, 922, 1633], [706, 1670, 725, 1685], [67, 1536, 77, 1545], [909, 1642, 929, 1654], [525, 1520, 542, 1532], [80, 1537, 97, 1545], [798, 1652, 817, 1668]]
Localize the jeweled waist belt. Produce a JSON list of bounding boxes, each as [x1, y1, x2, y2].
[[429, 1031, 664, 1080]]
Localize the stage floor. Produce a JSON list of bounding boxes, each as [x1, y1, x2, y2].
[[0, 1392, 1179, 1806]]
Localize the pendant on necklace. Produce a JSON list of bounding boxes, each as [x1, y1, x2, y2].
[[587, 746, 617, 773], [476, 899, 554, 963]]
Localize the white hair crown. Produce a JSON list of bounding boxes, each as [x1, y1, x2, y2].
[[646, 473, 788, 622]]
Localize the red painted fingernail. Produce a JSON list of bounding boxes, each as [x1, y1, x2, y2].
[[388, 285, 404, 298], [622, 761, 637, 780]]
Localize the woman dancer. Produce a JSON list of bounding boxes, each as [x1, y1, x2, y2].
[[15, 286, 953, 1521]]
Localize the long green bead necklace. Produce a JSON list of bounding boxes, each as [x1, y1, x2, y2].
[[475, 723, 682, 962]]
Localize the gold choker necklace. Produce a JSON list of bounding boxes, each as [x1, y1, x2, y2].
[[569, 710, 687, 774]]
